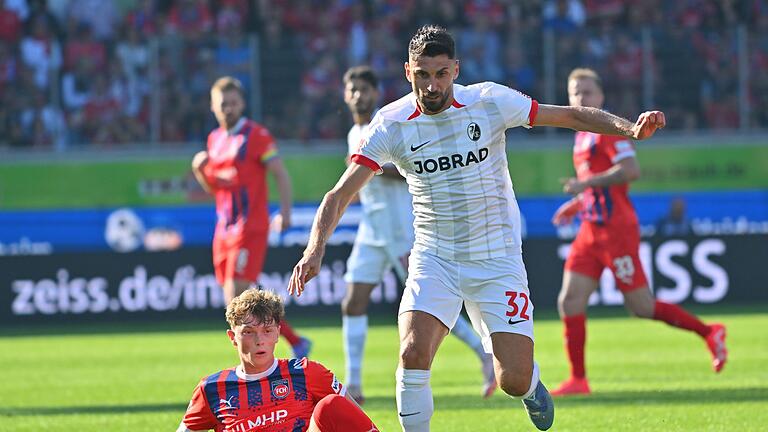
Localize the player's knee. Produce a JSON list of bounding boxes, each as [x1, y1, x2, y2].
[[497, 368, 531, 397], [399, 341, 431, 369], [342, 286, 371, 316]]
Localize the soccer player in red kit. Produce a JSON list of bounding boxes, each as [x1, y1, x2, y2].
[[177, 288, 378, 432], [191, 76, 311, 358], [550, 68, 727, 396]]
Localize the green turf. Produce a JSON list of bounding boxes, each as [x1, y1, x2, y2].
[[1, 306, 767, 431]]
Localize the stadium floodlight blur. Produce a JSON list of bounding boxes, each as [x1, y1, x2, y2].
[[0, 1, 766, 151]]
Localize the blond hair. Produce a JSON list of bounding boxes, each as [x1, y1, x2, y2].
[[568, 68, 603, 90], [226, 288, 285, 328], [211, 76, 245, 97]]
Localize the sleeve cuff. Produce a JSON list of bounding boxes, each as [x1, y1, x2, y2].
[[526, 99, 539, 128], [350, 154, 382, 174]]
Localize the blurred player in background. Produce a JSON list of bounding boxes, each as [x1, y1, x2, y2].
[[177, 288, 378, 432], [288, 24, 665, 431], [549, 68, 727, 397], [191, 77, 312, 359], [341, 65, 496, 404]]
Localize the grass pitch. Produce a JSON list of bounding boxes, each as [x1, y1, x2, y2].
[[1, 305, 767, 431]]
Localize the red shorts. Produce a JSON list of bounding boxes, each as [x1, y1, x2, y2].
[[564, 222, 648, 292], [212, 231, 268, 285]]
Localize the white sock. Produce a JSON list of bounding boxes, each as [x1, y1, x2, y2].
[[342, 315, 367, 387], [396, 368, 432, 432], [519, 362, 541, 400], [451, 315, 485, 356]]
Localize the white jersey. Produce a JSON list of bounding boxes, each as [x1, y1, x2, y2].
[[351, 82, 538, 261], [347, 123, 414, 247]]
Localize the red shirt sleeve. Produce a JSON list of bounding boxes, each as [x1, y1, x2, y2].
[[182, 381, 218, 431], [305, 361, 345, 401], [248, 126, 279, 165], [600, 135, 636, 164]]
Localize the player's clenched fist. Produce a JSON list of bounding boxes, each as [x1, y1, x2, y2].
[[630, 110, 666, 140], [288, 253, 323, 297]]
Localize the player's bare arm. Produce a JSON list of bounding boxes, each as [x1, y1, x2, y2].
[[552, 197, 581, 226], [562, 157, 641, 195], [534, 105, 666, 140], [266, 157, 293, 232], [288, 164, 375, 297], [191, 150, 213, 194]]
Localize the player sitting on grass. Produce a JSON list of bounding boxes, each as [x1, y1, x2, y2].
[[177, 288, 378, 432]]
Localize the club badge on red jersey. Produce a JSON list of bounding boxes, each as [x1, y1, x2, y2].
[[271, 379, 291, 399]]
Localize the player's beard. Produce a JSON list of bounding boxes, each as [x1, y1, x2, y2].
[[420, 90, 450, 114]]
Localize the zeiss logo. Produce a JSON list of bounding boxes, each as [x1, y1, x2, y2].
[[414, 148, 488, 174]]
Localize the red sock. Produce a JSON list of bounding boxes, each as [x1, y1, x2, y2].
[[311, 394, 378, 432], [563, 314, 587, 379], [279, 319, 301, 345], [652, 301, 709, 337]]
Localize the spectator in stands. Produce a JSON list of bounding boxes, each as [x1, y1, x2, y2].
[[67, 0, 118, 41], [656, 197, 691, 237], [23, 0, 62, 41], [20, 16, 61, 90], [64, 22, 105, 72], [20, 88, 66, 149], [0, 0, 22, 44]]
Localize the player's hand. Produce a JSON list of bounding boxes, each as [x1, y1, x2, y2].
[[630, 110, 666, 140], [561, 177, 587, 195], [270, 212, 291, 232], [552, 199, 580, 226], [214, 167, 238, 187], [288, 252, 323, 297]]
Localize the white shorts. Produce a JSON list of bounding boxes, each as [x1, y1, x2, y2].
[[344, 241, 411, 285], [399, 250, 534, 352]]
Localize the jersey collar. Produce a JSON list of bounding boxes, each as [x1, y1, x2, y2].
[[236, 359, 278, 381], [227, 117, 247, 135], [407, 95, 465, 120]]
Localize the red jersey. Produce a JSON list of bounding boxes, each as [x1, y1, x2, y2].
[[203, 118, 279, 239], [182, 358, 345, 432], [573, 131, 638, 226]]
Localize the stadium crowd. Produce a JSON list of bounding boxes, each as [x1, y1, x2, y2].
[[0, 0, 766, 149]]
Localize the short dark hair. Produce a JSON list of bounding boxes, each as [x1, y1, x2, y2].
[[408, 25, 455, 60], [343, 65, 379, 89]]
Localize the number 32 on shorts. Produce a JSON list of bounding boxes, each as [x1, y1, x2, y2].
[[505, 291, 531, 325]]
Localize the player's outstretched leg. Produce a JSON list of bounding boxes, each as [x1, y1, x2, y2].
[[631, 290, 728, 373], [308, 394, 378, 432], [492, 333, 554, 431], [451, 315, 497, 398]]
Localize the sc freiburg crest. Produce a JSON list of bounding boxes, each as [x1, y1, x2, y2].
[[467, 122, 481, 141]]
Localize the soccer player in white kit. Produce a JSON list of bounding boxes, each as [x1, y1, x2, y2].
[[341, 66, 496, 405], [289, 25, 665, 431]]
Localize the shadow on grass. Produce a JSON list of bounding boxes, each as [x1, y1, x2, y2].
[[0, 402, 187, 417], [4, 385, 766, 417], [362, 386, 768, 410]]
